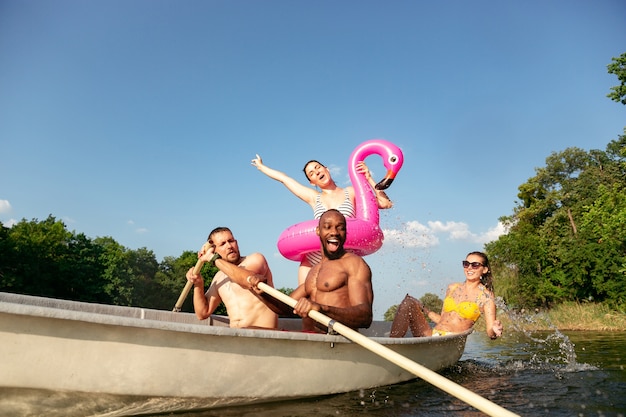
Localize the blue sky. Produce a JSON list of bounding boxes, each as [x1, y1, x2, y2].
[[1, 1, 624, 318]]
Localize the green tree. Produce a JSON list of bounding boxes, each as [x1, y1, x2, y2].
[[383, 304, 398, 322], [57, 232, 107, 302], [128, 247, 160, 307], [421, 292, 443, 317], [486, 136, 626, 309], [154, 251, 224, 313], [383, 293, 442, 322], [577, 183, 626, 304], [155, 253, 198, 309], [607, 52, 626, 105], [94, 236, 135, 305], [2, 216, 72, 297], [278, 287, 294, 296], [0, 221, 18, 290]]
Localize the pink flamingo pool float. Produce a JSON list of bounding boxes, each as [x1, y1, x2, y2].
[[277, 139, 404, 262]]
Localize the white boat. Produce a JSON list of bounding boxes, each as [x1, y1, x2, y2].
[[0, 291, 470, 417]]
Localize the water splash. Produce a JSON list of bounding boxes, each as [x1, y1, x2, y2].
[[493, 297, 595, 374]]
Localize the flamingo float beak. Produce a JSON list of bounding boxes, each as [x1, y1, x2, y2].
[[375, 172, 396, 190]]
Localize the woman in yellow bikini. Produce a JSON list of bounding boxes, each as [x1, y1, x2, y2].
[[390, 251, 503, 339]]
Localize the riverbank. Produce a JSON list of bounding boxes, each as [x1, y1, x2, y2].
[[499, 301, 626, 331]]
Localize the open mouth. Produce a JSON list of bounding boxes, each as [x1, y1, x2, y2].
[[326, 238, 340, 251]]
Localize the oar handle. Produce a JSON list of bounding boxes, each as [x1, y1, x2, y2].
[[257, 282, 519, 417], [172, 253, 219, 312]]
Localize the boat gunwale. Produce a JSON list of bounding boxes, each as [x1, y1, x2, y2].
[[0, 291, 472, 345]]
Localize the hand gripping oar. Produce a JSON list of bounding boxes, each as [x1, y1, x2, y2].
[[172, 253, 220, 312], [257, 282, 519, 417]]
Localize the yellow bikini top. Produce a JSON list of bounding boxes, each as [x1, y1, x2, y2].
[[443, 294, 481, 322]]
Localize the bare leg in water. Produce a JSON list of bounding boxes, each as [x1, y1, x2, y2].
[[390, 294, 432, 337]]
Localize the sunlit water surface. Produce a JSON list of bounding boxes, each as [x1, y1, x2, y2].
[[157, 327, 625, 417]]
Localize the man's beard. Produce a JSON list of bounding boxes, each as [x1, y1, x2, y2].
[[225, 251, 241, 264], [322, 246, 345, 260]]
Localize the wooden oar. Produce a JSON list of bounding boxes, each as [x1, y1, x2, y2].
[[172, 253, 220, 312], [257, 282, 519, 417]]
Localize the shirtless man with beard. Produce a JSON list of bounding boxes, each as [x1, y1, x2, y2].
[[185, 227, 278, 329], [277, 209, 374, 332]]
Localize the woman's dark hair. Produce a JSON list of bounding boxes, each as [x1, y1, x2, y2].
[[467, 251, 494, 293], [302, 159, 325, 181]]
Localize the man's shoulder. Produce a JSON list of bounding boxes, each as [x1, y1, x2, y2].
[[340, 252, 371, 277], [239, 252, 270, 275], [244, 251, 266, 258], [241, 252, 268, 264], [343, 251, 369, 264]]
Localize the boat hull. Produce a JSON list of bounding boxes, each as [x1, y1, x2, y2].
[[0, 292, 469, 416]]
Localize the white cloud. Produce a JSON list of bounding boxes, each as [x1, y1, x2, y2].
[[428, 220, 471, 240], [0, 200, 16, 227], [328, 164, 342, 177], [479, 222, 508, 244], [383, 220, 439, 248], [0, 199, 12, 214], [126, 219, 147, 233], [383, 219, 507, 248]]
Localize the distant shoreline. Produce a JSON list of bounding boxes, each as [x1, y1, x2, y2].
[[496, 301, 626, 332]]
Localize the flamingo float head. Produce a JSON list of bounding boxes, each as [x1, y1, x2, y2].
[[349, 139, 404, 189], [348, 139, 404, 225], [374, 146, 403, 190]]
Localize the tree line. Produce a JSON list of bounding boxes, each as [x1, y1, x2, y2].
[[486, 134, 625, 309], [0, 217, 222, 313]]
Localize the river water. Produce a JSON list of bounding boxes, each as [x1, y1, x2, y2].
[[166, 329, 626, 417]]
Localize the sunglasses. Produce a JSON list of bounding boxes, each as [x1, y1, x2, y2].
[[462, 261, 484, 269]]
